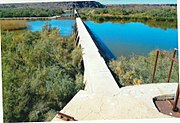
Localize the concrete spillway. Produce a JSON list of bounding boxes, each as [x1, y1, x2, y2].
[[75, 17, 120, 96], [52, 10, 179, 121]]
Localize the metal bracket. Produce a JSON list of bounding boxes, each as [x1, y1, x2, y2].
[[56, 112, 77, 121]]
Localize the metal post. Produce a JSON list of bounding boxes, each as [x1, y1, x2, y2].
[[152, 50, 159, 83], [173, 0, 180, 113], [172, 84, 179, 112], [75, 36, 80, 46], [168, 48, 177, 82], [74, 22, 77, 32]]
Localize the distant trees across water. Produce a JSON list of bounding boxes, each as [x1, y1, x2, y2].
[[79, 5, 177, 29], [0, 8, 64, 18]]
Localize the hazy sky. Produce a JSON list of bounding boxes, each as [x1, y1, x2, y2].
[[98, 0, 177, 4]]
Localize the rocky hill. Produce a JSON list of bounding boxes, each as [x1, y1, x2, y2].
[[0, 1, 105, 9]]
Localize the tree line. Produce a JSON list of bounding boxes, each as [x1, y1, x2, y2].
[[0, 8, 64, 18], [79, 6, 177, 29]]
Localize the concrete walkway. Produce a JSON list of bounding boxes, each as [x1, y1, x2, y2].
[[75, 17, 120, 96], [52, 83, 178, 121]]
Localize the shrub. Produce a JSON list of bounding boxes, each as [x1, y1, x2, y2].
[[2, 24, 84, 122], [109, 51, 178, 86]]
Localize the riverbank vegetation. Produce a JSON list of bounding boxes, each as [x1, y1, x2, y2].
[[2, 24, 84, 122], [109, 50, 178, 86], [0, 8, 64, 18], [79, 5, 177, 29]]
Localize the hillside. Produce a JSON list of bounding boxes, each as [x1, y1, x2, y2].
[[0, 1, 105, 9], [107, 4, 177, 9]]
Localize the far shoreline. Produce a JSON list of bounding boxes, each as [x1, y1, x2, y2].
[[0, 16, 74, 21]]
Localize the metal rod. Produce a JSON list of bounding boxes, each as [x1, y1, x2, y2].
[[158, 50, 178, 63], [74, 22, 77, 32], [152, 50, 159, 83], [74, 33, 78, 45], [172, 83, 179, 112], [168, 49, 177, 82], [75, 36, 80, 46]]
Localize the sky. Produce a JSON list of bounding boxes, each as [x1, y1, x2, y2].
[[0, 0, 178, 4]]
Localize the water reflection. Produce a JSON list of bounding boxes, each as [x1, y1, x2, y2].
[[85, 20, 178, 57], [86, 18, 177, 30], [27, 20, 75, 36]]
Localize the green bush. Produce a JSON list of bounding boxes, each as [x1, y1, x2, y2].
[[109, 51, 178, 86], [2, 24, 84, 122]]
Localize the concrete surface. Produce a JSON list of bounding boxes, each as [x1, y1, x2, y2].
[[52, 83, 178, 121], [52, 12, 180, 122], [75, 17, 120, 96]]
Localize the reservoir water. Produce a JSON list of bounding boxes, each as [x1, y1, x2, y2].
[[27, 20, 75, 36], [85, 21, 178, 57], [27, 19, 178, 57]]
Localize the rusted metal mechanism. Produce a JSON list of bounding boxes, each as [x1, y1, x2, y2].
[[154, 93, 180, 117], [173, 84, 179, 112], [56, 112, 77, 121], [152, 48, 178, 83], [152, 48, 179, 115]]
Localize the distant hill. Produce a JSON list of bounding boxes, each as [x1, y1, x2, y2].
[[107, 4, 177, 9], [0, 1, 105, 9]]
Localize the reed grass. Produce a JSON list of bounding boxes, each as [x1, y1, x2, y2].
[[0, 20, 28, 31]]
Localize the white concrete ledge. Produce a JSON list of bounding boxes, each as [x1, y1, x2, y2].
[[52, 83, 178, 121], [75, 17, 120, 95]]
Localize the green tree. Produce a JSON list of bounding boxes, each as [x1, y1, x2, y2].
[[2, 24, 84, 122]]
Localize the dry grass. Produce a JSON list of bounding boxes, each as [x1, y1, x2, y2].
[[0, 20, 28, 31]]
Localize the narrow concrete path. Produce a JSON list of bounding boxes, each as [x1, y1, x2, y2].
[[75, 16, 120, 96]]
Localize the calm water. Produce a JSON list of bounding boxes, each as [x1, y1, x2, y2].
[[27, 20, 75, 36], [27, 19, 178, 57], [85, 21, 178, 57]]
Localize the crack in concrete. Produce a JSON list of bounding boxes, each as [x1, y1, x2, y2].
[[52, 84, 177, 121], [81, 109, 93, 120]]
